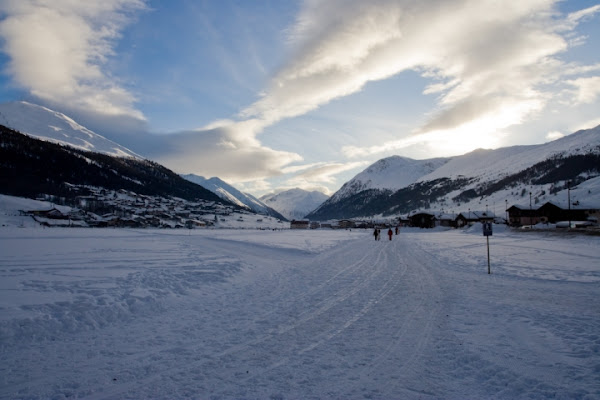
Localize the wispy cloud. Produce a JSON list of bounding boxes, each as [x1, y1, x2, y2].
[[291, 161, 369, 184], [565, 76, 600, 104], [231, 0, 598, 159], [152, 122, 302, 183], [274, 161, 369, 195], [0, 0, 146, 119], [566, 4, 600, 24]]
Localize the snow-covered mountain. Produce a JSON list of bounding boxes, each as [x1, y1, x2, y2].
[[308, 125, 600, 220], [0, 123, 226, 205], [419, 126, 600, 183], [260, 188, 329, 220], [0, 101, 139, 158], [181, 174, 286, 220], [331, 156, 449, 203]]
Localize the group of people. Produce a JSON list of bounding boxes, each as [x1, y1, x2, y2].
[[373, 226, 399, 241]]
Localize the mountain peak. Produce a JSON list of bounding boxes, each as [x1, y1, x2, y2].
[[331, 155, 449, 203], [259, 188, 329, 220]]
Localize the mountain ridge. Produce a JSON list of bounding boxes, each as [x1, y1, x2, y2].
[[181, 174, 287, 220], [0, 124, 229, 206], [331, 156, 449, 203], [307, 125, 600, 221]]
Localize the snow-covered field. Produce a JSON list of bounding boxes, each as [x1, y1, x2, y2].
[[1, 223, 599, 399]]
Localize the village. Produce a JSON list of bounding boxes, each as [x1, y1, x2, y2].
[[19, 186, 251, 228], [14, 183, 600, 233], [291, 200, 600, 232]]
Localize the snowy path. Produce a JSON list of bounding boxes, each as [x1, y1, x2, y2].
[[1, 228, 599, 399]]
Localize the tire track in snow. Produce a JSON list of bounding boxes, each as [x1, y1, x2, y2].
[[86, 235, 394, 399], [340, 236, 447, 398], [206, 236, 447, 398], [204, 237, 414, 397]]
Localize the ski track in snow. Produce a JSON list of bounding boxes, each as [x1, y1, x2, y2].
[[0, 228, 599, 399]]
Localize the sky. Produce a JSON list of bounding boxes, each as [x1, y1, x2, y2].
[[1, 0, 600, 197]]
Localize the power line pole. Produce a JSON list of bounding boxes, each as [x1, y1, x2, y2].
[[529, 191, 533, 229], [568, 181, 571, 229]]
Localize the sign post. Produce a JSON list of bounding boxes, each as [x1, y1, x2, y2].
[[482, 222, 492, 274]]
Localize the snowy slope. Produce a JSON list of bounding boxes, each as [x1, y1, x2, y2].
[[182, 174, 249, 208], [331, 155, 449, 202], [1, 226, 598, 399], [181, 174, 286, 219], [0, 101, 139, 158], [420, 125, 600, 183], [260, 188, 329, 220]]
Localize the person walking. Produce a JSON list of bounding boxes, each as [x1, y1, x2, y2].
[[373, 227, 378, 241], [387, 228, 393, 241]]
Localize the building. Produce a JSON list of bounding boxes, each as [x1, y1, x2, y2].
[[507, 201, 599, 227], [290, 220, 310, 229], [338, 219, 355, 229], [506, 205, 541, 226], [437, 213, 458, 227], [455, 210, 495, 227], [408, 212, 436, 228]]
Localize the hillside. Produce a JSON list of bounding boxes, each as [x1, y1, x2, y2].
[[307, 125, 600, 221], [0, 101, 139, 158], [331, 156, 449, 203], [0, 124, 227, 205], [181, 174, 287, 220]]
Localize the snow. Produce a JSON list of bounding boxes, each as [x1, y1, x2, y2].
[[260, 188, 329, 220], [0, 101, 140, 158], [420, 125, 600, 183], [181, 175, 252, 210], [1, 212, 599, 399], [331, 156, 449, 202]]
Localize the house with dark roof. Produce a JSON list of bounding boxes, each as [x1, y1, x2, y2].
[[507, 201, 599, 226], [456, 210, 495, 227], [408, 212, 436, 228], [290, 220, 310, 229]]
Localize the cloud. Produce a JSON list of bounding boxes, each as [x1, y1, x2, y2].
[[278, 161, 369, 195], [291, 161, 369, 183], [0, 0, 146, 119], [573, 117, 600, 132], [239, 0, 596, 160], [546, 131, 565, 141], [257, 160, 367, 196], [565, 76, 600, 104], [566, 4, 600, 24], [151, 122, 302, 183], [241, 1, 558, 121]]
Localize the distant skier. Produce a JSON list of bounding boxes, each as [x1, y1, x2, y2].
[[387, 228, 393, 241], [373, 228, 378, 241], [395, 226, 399, 235]]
